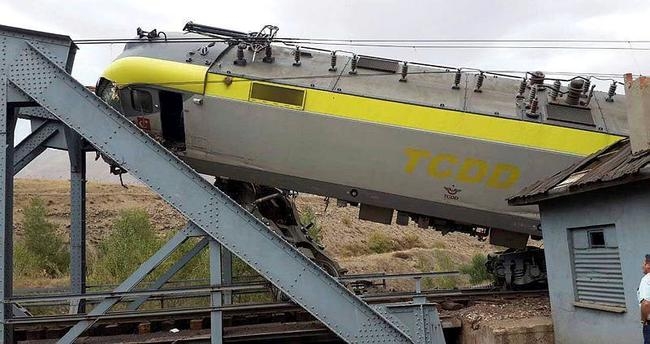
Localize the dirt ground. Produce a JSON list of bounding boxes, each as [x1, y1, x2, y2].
[[13, 178, 552, 329], [13, 179, 501, 281], [450, 296, 551, 327]]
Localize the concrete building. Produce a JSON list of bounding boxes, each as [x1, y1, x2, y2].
[[509, 137, 650, 343]]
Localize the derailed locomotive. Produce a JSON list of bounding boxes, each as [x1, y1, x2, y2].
[[96, 22, 628, 288]]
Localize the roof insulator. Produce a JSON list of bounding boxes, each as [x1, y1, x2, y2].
[[517, 78, 527, 98], [528, 84, 538, 105], [329, 52, 337, 72], [527, 98, 540, 118], [349, 54, 358, 75], [452, 69, 461, 90], [606, 81, 617, 102], [550, 80, 561, 101], [293, 46, 302, 67], [262, 45, 274, 63], [234, 43, 247, 66], [399, 62, 408, 82], [565, 79, 584, 106], [529, 71, 545, 88], [474, 72, 484, 93]]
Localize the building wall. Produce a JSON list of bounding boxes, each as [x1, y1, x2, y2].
[[539, 180, 650, 344]]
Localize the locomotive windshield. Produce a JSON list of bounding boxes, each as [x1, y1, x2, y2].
[[97, 78, 122, 112]]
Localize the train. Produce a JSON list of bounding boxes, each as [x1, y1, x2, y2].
[[95, 22, 628, 288]]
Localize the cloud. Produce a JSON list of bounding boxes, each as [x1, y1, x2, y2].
[[2, 0, 649, 169], [2, 0, 649, 79]]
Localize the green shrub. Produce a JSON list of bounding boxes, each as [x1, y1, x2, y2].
[[90, 209, 272, 303], [14, 241, 38, 278], [165, 237, 209, 283], [433, 250, 460, 289], [460, 253, 491, 285], [90, 209, 162, 284], [299, 206, 322, 245], [415, 250, 460, 289], [18, 198, 68, 277], [397, 233, 425, 250], [368, 231, 394, 254]]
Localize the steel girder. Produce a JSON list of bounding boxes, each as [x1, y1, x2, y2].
[[12, 120, 59, 174], [64, 128, 86, 314], [128, 236, 210, 311], [0, 77, 16, 344], [210, 240, 224, 344], [58, 223, 204, 342]]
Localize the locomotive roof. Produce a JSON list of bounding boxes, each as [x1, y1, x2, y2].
[[113, 29, 630, 138]]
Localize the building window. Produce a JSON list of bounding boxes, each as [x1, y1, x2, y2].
[[570, 225, 626, 312], [588, 230, 605, 248]]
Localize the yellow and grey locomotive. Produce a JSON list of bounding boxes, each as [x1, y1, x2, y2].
[[97, 23, 627, 288]]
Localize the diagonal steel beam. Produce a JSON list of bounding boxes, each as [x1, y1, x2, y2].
[[56, 223, 200, 343], [17, 107, 57, 120], [128, 236, 209, 311], [12, 120, 59, 174], [5, 39, 413, 344]]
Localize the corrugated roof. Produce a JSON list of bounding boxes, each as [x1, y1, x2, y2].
[[508, 138, 650, 205]]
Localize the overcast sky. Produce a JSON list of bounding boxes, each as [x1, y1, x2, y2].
[[3, 0, 650, 85], [2, 0, 650, 180]]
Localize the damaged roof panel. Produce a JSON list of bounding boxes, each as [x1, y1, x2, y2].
[[508, 138, 650, 205]]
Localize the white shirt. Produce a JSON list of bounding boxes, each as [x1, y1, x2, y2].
[[638, 273, 650, 319]]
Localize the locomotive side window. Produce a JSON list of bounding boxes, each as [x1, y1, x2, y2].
[[249, 82, 305, 110], [131, 89, 154, 113]]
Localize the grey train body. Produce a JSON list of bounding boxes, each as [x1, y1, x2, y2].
[[96, 24, 629, 287]]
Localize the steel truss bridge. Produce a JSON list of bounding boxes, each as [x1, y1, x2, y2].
[[0, 25, 449, 343]]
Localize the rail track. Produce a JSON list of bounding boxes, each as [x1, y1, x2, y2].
[[14, 286, 547, 343]]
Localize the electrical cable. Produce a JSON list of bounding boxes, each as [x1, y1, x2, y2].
[[77, 33, 642, 86], [74, 38, 650, 51], [73, 36, 650, 45]]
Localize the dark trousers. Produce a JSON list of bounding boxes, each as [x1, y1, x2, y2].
[[644, 323, 650, 344]]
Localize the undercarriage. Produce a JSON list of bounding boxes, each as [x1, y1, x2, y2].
[[213, 178, 344, 278]]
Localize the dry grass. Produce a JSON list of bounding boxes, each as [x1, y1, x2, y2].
[[431, 240, 447, 249], [11, 180, 504, 292]]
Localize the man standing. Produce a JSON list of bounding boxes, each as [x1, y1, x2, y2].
[[639, 255, 650, 343]]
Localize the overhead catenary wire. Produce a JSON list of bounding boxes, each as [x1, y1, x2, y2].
[[80, 34, 641, 86], [75, 38, 650, 51], [74, 36, 650, 46]]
